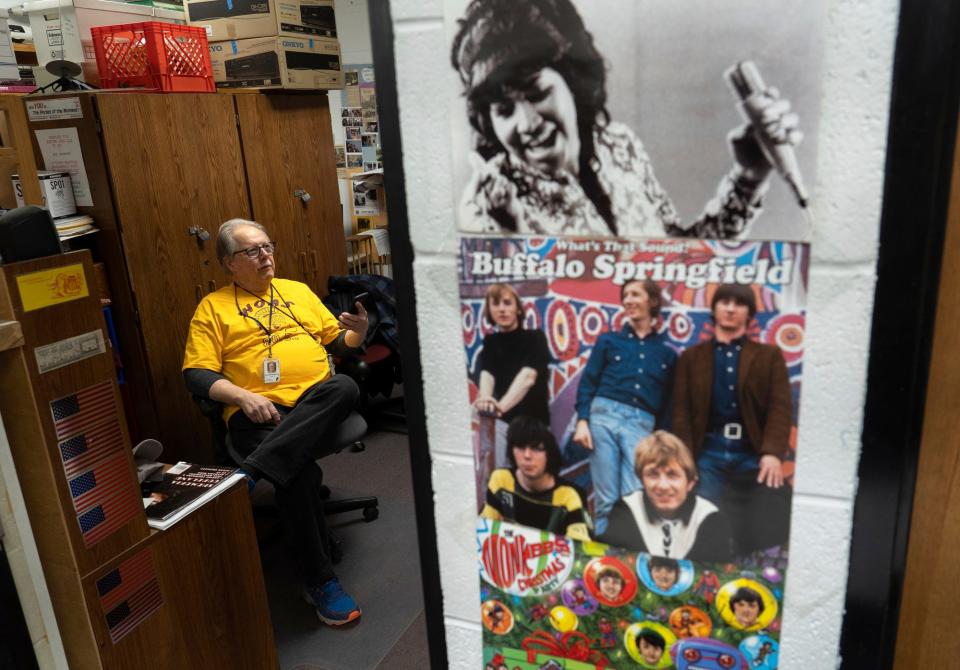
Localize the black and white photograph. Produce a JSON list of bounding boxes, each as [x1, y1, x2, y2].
[[353, 180, 380, 216], [445, 0, 825, 241]]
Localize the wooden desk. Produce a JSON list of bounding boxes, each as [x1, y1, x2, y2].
[[83, 483, 278, 669]]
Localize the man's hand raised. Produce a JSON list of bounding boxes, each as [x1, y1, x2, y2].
[[339, 301, 369, 348]]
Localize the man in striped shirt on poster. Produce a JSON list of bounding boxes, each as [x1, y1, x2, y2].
[[481, 415, 591, 541]]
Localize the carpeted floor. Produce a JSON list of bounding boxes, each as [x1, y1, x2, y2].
[[252, 426, 430, 670]]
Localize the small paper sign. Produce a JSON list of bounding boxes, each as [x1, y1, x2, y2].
[[25, 97, 83, 122]]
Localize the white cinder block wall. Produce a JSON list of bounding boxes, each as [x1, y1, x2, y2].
[[386, 0, 899, 667]]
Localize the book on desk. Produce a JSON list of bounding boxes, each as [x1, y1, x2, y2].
[[142, 462, 245, 530]]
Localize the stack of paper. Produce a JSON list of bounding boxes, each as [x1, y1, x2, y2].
[[55, 213, 97, 240]]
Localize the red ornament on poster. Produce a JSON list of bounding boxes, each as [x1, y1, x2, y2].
[[547, 300, 580, 361], [583, 556, 638, 607], [578, 305, 607, 347]]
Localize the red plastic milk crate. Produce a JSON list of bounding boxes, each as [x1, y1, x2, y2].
[[91, 22, 215, 93]]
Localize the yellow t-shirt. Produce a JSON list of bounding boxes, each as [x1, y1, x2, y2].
[[183, 279, 343, 421]]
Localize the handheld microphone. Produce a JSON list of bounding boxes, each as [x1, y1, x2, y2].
[[724, 61, 809, 209]]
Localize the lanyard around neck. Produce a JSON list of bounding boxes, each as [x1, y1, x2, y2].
[[234, 282, 318, 351], [235, 283, 275, 356]]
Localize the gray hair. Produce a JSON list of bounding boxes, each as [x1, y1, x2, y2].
[[216, 219, 266, 271]]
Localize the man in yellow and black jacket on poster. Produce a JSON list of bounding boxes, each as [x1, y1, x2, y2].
[[481, 416, 591, 541]]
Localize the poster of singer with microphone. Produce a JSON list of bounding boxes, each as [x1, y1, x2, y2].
[[445, 0, 823, 241]]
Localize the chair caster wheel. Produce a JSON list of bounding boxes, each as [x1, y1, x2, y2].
[[363, 506, 379, 522]]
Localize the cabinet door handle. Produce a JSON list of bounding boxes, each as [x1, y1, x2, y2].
[[310, 250, 318, 275], [195, 285, 203, 303], [188, 226, 210, 241], [298, 252, 306, 276], [208, 279, 216, 293]]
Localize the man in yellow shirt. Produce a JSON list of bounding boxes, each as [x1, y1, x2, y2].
[[183, 219, 367, 626]]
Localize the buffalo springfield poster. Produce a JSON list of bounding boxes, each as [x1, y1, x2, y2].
[[461, 235, 807, 669], [444, 0, 824, 242]]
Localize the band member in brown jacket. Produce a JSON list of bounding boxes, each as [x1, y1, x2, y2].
[[672, 283, 793, 553]]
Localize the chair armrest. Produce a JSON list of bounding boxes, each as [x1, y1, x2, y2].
[[191, 395, 222, 417]]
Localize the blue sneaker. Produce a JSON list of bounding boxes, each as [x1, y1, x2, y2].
[[303, 578, 361, 625]]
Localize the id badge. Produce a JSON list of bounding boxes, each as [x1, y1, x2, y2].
[[262, 357, 280, 383]]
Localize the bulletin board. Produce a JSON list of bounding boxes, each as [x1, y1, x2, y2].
[[334, 63, 386, 233]]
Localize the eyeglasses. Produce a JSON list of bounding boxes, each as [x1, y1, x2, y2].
[[233, 242, 275, 259]]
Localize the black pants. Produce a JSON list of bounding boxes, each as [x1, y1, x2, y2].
[[721, 471, 792, 555], [228, 374, 360, 585]]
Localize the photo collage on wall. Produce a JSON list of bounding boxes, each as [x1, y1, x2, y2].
[[443, 0, 827, 667], [335, 64, 383, 222]]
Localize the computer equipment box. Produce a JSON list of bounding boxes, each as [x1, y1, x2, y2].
[[209, 36, 343, 89], [185, 0, 336, 41]]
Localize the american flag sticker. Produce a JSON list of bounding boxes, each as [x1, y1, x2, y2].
[[49, 380, 116, 440], [97, 549, 161, 613], [58, 417, 125, 479], [103, 578, 164, 644], [77, 488, 140, 548], [68, 452, 134, 513]]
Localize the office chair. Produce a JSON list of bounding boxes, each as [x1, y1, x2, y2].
[[192, 396, 379, 523], [336, 344, 406, 434], [324, 275, 406, 433]]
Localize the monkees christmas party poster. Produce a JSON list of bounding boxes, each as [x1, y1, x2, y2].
[[462, 236, 807, 669]]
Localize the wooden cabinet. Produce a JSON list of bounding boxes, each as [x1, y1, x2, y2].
[[24, 91, 347, 463], [237, 94, 344, 287], [94, 94, 253, 465], [0, 252, 276, 669]]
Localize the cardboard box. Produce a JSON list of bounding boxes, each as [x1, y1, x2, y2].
[[12, 171, 77, 219], [186, 0, 335, 42], [24, 0, 183, 67], [0, 9, 18, 80], [208, 35, 342, 90]]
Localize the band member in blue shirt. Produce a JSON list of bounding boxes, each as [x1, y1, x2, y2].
[[573, 279, 676, 535]]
